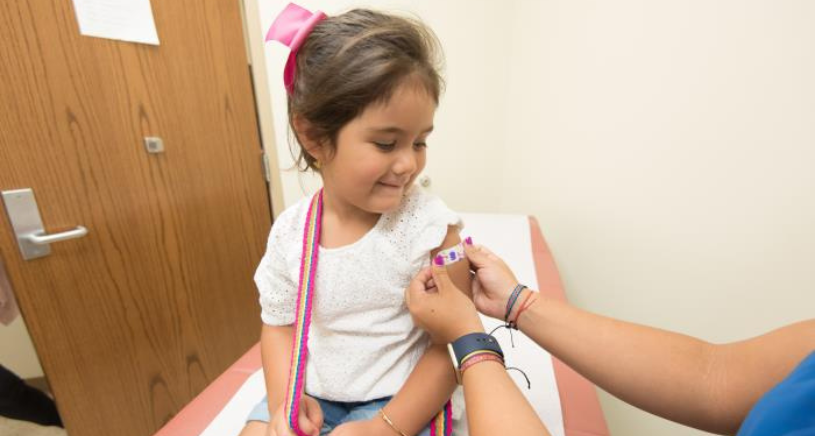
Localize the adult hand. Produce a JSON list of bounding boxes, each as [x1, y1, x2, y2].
[[464, 243, 521, 320], [405, 264, 484, 344], [267, 395, 323, 436]]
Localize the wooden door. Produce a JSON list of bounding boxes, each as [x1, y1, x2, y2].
[[0, 1, 271, 435]]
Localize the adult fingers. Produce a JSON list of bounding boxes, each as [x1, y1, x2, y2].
[[413, 265, 434, 287], [405, 267, 433, 307], [463, 242, 493, 269], [472, 276, 484, 299], [409, 267, 433, 295], [430, 263, 454, 294]]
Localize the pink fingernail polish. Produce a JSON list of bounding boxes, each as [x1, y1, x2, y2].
[[464, 236, 473, 246], [434, 255, 444, 266]]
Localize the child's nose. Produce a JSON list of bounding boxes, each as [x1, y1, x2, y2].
[[393, 149, 417, 175]]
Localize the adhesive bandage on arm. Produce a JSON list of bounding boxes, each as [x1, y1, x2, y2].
[[435, 243, 466, 266]]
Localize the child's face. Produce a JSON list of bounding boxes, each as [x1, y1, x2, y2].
[[320, 80, 436, 215]]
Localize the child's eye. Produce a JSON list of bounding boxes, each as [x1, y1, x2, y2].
[[413, 141, 428, 149], [373, 141, 397, 151]]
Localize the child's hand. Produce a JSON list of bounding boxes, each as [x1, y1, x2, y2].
[[328, 417, 388, 436], [268, 395, 324, 436]]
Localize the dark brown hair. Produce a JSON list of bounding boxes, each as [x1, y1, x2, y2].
[[288, 9, 444, 170]]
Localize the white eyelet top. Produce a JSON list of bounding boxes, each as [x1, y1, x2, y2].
[[255, 186, 462, 401]]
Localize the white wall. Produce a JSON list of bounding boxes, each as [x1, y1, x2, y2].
[[499, 2, 815, 435], [253, 2, 815, 435], [0, 317, 44, 379], [256, 0, 509, 210], [1, 258, 44, 378]]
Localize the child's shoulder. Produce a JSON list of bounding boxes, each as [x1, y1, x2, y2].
[[268, 195, 312, 242], [382, 187, 459, 233], [278, 194, 312, 220], [379, 186, 461, 267], [393, 186, 447, 217]]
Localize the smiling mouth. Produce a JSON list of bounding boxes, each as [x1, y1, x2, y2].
[[377, 182, 405, 189]]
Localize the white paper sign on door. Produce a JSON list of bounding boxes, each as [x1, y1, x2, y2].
[[72, 0, 160, 45]]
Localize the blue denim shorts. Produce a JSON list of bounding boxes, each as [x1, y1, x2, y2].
[[247, 395, 432, 436]]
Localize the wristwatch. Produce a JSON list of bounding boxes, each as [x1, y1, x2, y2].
[[447, 332, 503, 384]]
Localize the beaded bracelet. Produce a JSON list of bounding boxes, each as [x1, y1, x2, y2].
[[460, 353, 505, 377], [459, 349, 503, 366]]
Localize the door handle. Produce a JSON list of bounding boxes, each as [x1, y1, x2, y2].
[[1, 188, 89, 260], [24, 226, 88, 245]]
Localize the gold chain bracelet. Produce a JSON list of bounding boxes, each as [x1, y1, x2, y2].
[[378, 408, 408, 436]]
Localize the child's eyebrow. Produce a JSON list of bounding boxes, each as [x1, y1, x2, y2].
[[367, 125, 434, 134]]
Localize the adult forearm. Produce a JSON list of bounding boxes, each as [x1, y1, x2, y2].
[[517, 295, 729, 433], [462, 360, 549, 436], [383, 344, 457, 435]]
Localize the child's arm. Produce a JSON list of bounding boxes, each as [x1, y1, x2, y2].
[[383, 227, 471, 432], [261, 324, 323, 436], [261, 324, 293, 414], [332, 226, 470, 436]]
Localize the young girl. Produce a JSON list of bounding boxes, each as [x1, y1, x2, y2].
[[241, 4, 471, 436]]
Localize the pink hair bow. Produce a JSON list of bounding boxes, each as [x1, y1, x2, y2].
[[266, 3, 326, 94]]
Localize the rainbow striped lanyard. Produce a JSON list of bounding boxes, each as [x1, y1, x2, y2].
[[285, 190, 453, 436]]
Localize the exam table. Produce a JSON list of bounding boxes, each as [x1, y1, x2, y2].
[[154, 215, 609, 436]]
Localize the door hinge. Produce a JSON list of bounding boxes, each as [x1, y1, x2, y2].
[[261, 151, 271, 183]]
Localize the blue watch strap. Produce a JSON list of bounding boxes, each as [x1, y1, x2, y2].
[[451, 332, 503, 366]]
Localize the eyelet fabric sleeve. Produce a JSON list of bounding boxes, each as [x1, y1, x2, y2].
[[254, 199, 309, 326], [403, 188, 463, 271]]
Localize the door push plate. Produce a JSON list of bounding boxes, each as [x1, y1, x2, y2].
[[1, 189, 88, 260]]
